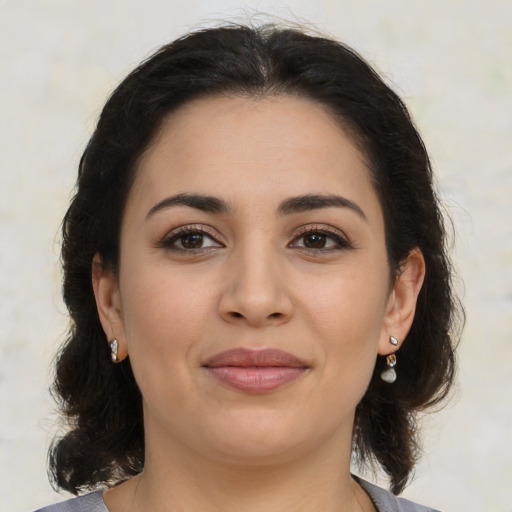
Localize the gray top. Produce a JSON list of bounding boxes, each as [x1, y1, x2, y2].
[[33, 478, 441, 512], [34, 491, 105, 512]]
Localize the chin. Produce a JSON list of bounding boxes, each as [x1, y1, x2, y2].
[[208, 440, 309, 467], [198, 410, 321, 465]]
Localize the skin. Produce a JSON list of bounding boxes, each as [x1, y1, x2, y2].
[[93, 95, 425, 512]]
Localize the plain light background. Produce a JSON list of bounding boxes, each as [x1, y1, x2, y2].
[[1, 1, 511, 511]]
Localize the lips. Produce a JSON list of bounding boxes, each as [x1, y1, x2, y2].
[[202, 348, 309, 393]]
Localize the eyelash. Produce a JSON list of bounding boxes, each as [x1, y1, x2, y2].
[[291, 225, 352, 253], [157, 225, 223, 253], [158, 224, 352, 254]]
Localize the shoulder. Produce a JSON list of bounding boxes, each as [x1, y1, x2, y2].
[[32, 481, 442, 512], [32, 491, 107, 512], [355, 476, 442, 512]]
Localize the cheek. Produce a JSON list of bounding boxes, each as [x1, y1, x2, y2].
[[303, 266, 388, 337], [119, 263, 215, 375], [117, 265, 221, 429], [299, 265, 389, 385]]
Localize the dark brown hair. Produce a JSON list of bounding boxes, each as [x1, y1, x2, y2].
[[50, 23, 461, 496]]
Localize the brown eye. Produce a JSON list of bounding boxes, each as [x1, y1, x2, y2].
[[160, 227, 223, 252], [180, 233, 204, 248], [303, 233, 327, 248], [290, 227, 351, 252]]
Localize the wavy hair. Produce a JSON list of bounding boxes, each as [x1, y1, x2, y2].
[[50, 23, 462, 495]]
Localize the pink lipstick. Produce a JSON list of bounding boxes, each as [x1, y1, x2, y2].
[[203, 348, 309, 393]]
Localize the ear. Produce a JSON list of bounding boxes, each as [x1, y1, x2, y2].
[[91, 253, 128, 361], [378, 248, 426, 355]]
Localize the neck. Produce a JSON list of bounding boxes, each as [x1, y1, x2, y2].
[[106, 426, 374, 512]]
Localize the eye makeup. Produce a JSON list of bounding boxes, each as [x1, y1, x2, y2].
[[156, 222, 353, 257]]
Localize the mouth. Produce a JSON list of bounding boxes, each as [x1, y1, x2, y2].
[[202, 348, 310, 394]]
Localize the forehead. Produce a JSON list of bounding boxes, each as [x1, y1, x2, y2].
[[128, 94, 379, 218]]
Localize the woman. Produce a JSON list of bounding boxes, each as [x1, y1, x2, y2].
[[36, 23, 460, 512]]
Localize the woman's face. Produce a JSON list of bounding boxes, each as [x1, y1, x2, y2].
[[97, 95, 410, 466]]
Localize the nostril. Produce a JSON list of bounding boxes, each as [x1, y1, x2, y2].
[[231, 312, 243, 318], [269, 312, 282, 318]]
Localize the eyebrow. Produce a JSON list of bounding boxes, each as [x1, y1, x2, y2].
[[277, 194, 367, 221], [146, 192, 367, 222], [146, 193, 231, 219]]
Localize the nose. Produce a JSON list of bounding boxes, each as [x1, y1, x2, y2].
[[218, 245, 294, 327]]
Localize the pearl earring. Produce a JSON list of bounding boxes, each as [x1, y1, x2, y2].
[[380, 335, 398, 383], [381, 353, 397, 383], [110, 339, 119, 363]]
